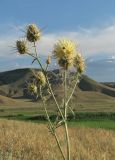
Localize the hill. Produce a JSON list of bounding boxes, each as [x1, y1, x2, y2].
[[0, 68, 115, 98], [79, 75, 115, 97], [102, 82, 115, 89], [0, 68, 115, 112]]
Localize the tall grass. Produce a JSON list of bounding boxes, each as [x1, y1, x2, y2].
[[0, 119, 114, 160]]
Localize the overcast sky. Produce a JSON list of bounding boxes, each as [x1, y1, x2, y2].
[[0, 0, 115, 82]]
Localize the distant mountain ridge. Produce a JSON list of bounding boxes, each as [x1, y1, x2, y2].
[[0, 68, 115, 98]]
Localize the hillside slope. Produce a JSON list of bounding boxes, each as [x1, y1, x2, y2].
[[0, 68, 115, 98], [79, 75, 115, 97], [0, 69, 115, 113]]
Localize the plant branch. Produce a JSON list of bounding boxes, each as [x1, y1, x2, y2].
[[28, 45, 65, 121], [64, 70, 71, 160], [66, 73, 79, 107], [39, 86, 66, 160]]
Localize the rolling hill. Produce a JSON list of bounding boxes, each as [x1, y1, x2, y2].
[[0, 68, 115, 112], [0, 68, 115, 97]]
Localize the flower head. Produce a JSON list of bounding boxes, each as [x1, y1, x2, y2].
[[46, 56, 51, 65], [28, 83, 37, 94], [35, 71, 46, 86], [16, 40, 28, 54], [74, 52, 85, 74], [26, 24, 41, 42], [53, 39, 76, 69]]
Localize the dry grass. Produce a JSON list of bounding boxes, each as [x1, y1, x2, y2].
[[0, 119, 114, 160]]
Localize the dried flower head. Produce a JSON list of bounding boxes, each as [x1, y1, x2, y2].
[[28, 83, 37, 94], [16, 40, 28, 54], [35, 71, 46, 86], [53, 39, 76, 69], [27, 24, 41, 42], [74, 52, 85, 74], [46, 56, 51, 65]]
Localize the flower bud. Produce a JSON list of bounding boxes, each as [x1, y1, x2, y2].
[[16, 40, 28, 54], [28, 84, 37, 94], [74, 53, 85, 74], [27, 24, 41, 42], [46, 56, 51, 65], [36, 71, 46, 86]]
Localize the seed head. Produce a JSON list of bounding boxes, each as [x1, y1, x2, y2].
[[16, 40, 28, 54], [26, 24, 41, 42]]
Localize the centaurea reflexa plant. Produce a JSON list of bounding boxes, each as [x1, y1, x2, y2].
[[16, 23, 85, 160]]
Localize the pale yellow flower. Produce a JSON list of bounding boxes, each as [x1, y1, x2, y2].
[[74, 52, 85, 74], [27, 24, 41, 42], [16, 40, 28, 54], [53, 39, 77, 69]]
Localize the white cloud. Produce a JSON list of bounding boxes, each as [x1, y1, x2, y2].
[[111, 55, 115, 60], [37, 25, 115, 58], [1, 24, 115, 59]]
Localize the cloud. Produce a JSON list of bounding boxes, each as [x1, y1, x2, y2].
[[0, 24, 115, 81], [38, 24, 115, 57], [1, 23, 115, 59], [111, 55, 115, 60]]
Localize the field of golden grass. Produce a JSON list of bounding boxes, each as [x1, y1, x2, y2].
[[0, 119, 114, 160]]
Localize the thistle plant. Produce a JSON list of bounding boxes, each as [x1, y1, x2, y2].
[[16, 23, 85, 160]]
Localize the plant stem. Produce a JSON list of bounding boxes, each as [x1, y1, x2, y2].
[[64, 71, 67, 119], [66, 73, 79, 107], [34, 41, 38, 57], [30, 43, 65, 121], [29, 44, 68, 159], [39, 86, 66, 160], [28, 51, 65, 120], [64, 122, 70, 160], [64, 70, 71, 160], [54, 133, 66, 160]]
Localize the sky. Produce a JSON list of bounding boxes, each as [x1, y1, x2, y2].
[[0, 0, 115, 81]]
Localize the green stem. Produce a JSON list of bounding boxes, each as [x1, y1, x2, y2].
[[46, 76, 65, 120], [54, 133, 66, 160], [66, 73, 79, 107], [45, 64, 48, 72], [64, 70, 71, 160], [64, 122, 70, 160], [28, 44, 65, 121], [64, 71, 67, 119], [39, 86, 66, 160], [34, 41, 38, 57], [31, 43, 67, 159]]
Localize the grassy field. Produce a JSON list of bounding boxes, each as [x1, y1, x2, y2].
[[69, 119, 115, 130], [0, 119, 114, 160], [0, 110, 115, 130], [0, 100, 115, 131]]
